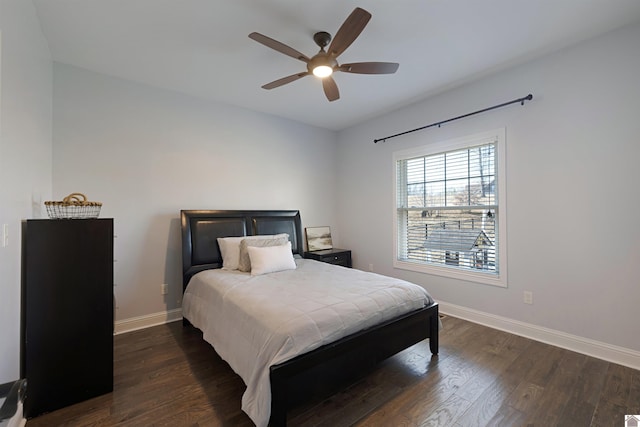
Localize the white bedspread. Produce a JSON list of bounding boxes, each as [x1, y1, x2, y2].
[[182, 259, 434, 427]]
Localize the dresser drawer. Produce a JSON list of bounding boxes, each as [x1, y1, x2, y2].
[[304, 249, 352, 268], [320, 253, 350, 267]]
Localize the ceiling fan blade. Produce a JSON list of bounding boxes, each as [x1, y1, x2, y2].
[[262, 72, 310, 90], [338, 62, 399, 74], [327, 7, 371, 58], [249, 32, 310, 63], [322, 76, 340, 102]]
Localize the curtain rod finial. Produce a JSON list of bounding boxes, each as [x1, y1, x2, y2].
[[520, 93, 534, 105]]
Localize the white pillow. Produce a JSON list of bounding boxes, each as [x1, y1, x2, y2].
[[217, 233, 289, 270], [247, 241, 297, 276], [217, 236, 245, 270], [238, 234, 289, 272]]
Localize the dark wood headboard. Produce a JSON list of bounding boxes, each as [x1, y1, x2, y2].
[[180, 210, 303, 290]]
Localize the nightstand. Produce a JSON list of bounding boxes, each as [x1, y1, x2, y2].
[[304, 248, 352, 268]]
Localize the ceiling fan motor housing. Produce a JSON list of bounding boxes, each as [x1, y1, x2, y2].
[[313, 31, 332, 48]]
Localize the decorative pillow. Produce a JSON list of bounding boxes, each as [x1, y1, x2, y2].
[[238, 234, 289, 272], [247, 242, 297, 276], [217, 236, 245, 270]]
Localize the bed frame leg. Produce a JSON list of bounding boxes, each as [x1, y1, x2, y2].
[[429, 311, 439, 355], [270, 372, 287, 427], [269, 409, 286, 427]]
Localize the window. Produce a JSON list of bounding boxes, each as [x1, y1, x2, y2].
[[393, 129, 507, 287]]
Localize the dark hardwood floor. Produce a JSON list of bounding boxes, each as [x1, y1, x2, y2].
[[26, 316, 640, 426]]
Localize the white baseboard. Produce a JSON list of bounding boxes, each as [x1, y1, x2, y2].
[[114, 308, 182, 335], [438, 300, 640, 371]]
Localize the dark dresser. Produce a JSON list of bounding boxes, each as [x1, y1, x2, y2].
[[21, 219, 113, 418]]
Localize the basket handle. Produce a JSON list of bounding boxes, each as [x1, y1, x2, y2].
[[62, 193, 87, 203]]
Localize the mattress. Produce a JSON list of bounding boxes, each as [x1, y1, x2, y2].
[[182, 258, 434, 427]]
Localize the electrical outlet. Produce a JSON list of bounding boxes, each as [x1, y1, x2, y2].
[[161, 284, 169, 295], [523, 291, 533, 305], [368, 263, 374, 272]]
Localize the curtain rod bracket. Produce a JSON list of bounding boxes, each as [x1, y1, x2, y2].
[[374, 93, 533, 143]]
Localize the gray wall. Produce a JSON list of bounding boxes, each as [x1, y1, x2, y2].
[[335, 22, 640, 352], [52, 64, 339, 322], [0, 0, 52, 383]]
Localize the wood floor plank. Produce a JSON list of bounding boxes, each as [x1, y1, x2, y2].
[[456, 339, 565, 427], [24, 317, 640, 427], [591, 363, 638, 426], [345, 355, 459, 426], [522, 350, 588, 426], [399, 358, 479, 422], [555, 356, 609, 426], [416, 393, 473, 427], [601, 363, 632, 407], [451, 336, 536, 427], [296, 379, 403, 427], [590, 401, 627, 427], [627, 368, 640, 414], [482, 404, 527, 427]]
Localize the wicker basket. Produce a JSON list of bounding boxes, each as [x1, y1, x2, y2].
[[45, 193, 102, 219]]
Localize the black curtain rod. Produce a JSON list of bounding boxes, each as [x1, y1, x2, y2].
[[374, 93, 533, 143]]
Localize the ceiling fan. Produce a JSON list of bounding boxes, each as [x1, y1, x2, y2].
[[248, 7, 399, 102]]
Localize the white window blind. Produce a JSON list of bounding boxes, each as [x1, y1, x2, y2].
[[393, 129, 507, 287]]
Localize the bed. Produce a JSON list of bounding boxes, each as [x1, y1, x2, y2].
[[180, 209, 439, 427]]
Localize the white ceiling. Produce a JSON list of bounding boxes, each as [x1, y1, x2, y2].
[[33, 0, 640, 131]]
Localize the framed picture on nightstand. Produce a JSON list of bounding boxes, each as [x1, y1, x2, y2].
[[305, 226, 333, 251]]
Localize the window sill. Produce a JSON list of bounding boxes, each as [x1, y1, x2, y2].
[[393, 259, 507, 288]]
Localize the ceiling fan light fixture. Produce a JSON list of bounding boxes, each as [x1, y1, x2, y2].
[[312, 65, 333, 78], [308, 52, 337, 78]]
